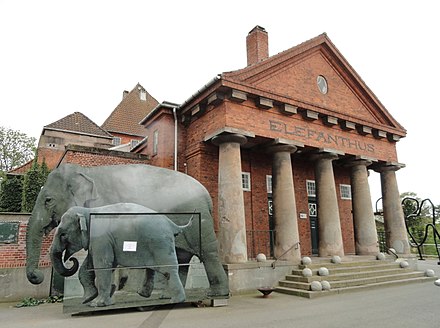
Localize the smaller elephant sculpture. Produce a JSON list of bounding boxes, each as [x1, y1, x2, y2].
[[50, 203, 193, 307]]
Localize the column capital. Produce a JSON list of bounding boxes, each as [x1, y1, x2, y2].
[[211, 133, 247, 146], [343, 158, 373, 168], [310, 151, 339, 162], [373, 162, 405, 173], [266, 144, 298, 154]]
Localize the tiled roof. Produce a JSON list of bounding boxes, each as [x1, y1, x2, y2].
[[101, 83, 159, 137], [44, 112, 112, 138]]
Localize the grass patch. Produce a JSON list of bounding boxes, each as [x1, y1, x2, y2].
[[15, 295, 63, 308]]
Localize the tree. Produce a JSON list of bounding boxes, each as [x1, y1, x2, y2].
[[0, 174, 23, 212], [22, 156, 50, 213], [22, 160, 41, 212], [40, 159, 50, 182], [0, 126, 36, 173]]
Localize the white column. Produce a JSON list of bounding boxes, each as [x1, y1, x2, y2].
[[313, 152, 344, 257], [375, 164, 410, 255], [212, 133, 248, 263], [267, 144, 301, 262], [346, 159, 379, 255]]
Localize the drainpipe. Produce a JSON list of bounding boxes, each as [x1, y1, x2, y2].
[[173, 107, 178, 171]]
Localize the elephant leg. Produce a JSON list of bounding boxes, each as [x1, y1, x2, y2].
[[201, 241, 230, 297], [90, 247, 116, 307], [117, 268, 129, 290], [161, 267, 185, 303], [90, 269, 115, 307], [137, 268, 155, 298], [177, 248, 193, 287], [79, 254, 98, 304]]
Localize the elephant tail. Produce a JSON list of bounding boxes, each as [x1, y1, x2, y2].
[[172, 211, 195, 236]]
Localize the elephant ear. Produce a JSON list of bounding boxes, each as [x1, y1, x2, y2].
[[77, 213, 89, 250], [68, 173, 99, 207]]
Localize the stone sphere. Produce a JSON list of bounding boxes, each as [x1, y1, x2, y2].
[[256, 253, 267, 262], [302, 256, 312, 265], [434, 279, 440, 287], [318, 267, 329, 276], [310, 281, 322, 291], [399, 261, 409, 268], [376, 253, 386, 260], [331, 255, 342, 264], [321, 280, 331, 290], [388, 248, 396, 255], [425, 269, 435, 277], [302, 268, 313, 277]]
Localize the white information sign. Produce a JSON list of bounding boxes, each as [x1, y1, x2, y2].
[[123, 241, 137, 252]]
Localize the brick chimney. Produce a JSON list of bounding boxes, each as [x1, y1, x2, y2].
[[246, 26, 269, 66]]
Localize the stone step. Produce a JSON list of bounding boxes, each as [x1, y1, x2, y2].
[[298, 259, 384, 270], [275, 276, 436, 299], [287, 267, 412, 283], [327, 271, 426, 288], [292, 262, 400, 276], [279, 271, 426, 290]]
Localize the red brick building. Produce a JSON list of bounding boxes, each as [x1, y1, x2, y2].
[[135, 26, 408, 262], [102, 83, 159, 150]]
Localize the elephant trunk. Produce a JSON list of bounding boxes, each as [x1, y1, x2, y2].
[[50, 249, 79, 277], [25, 215, 45, 284]]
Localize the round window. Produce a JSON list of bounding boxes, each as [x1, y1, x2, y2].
[[317, 75, 328, 94]]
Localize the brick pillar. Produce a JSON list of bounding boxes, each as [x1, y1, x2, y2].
[[375, 164, 410, 255], [266, 144, 301, 262], [312, 152, 344, 257], [212, 134, 248, 263], [346, 159, 379, 255]]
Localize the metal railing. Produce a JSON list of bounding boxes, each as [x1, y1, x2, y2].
[[402, 197, 440, 264], [376, 231, 398, 259]]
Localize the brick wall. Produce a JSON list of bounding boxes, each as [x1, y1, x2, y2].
[[59, 145, 149, 167], [139, 112, 176, 170], [0, 214, 53, 269], [223, 100, 398, 162]]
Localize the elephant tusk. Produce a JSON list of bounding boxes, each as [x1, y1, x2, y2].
[[63, 249, 74, 262]]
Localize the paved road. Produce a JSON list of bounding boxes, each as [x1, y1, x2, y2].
[[1, 260, 440, 328]]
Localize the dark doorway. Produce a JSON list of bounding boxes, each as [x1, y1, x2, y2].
[[268, 197, 275, 257], [308, 200, 319, 255]]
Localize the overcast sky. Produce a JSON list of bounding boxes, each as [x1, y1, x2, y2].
[[1, 1, 438, 206]]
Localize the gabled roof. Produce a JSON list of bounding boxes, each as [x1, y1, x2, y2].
[[101, 83, 159, 137], [222, 33, 406, 136], [44, 112, 112, 138]]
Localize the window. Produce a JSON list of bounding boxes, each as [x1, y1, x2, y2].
[[153, 130, 158, 155], [266, 175, 272, 194], [140, 90, 147, 101], [340, 184, 352, 200], [130, 140, 139, 149], [317, 75, 328, 94], [113, 137, 121, 146], [241, 172, 251, 191], [306, 180, 316, 197]]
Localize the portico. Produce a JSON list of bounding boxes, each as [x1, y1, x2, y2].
[[203, 122, 406, 262]]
